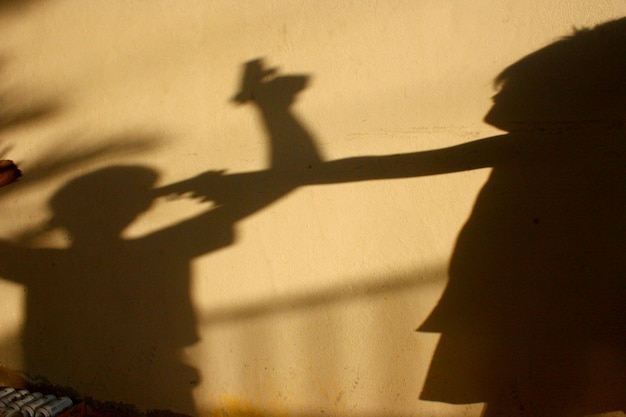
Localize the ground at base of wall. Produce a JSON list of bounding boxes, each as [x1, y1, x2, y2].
[[0, 365, 191, 417]]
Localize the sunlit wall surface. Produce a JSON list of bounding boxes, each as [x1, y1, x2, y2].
[[0, 2, 624, 416]]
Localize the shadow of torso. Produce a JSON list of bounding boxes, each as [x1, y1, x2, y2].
[[13, 221, 232, 414], [420, 127, 626, 414]]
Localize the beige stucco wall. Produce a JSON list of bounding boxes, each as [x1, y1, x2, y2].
[[0, 2, 624, 416]]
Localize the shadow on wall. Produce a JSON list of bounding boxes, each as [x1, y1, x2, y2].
[[0, 59, 329, 415], [0, 0, 46, 15], [0, 166, 203, 414], [304, 17, 625, 417], [420, 19, 626, 417], [417, 19, 626, 417], [0, 15, 623, 417]]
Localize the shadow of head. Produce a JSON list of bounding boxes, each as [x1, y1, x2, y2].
[[484, 17, 626, 132], [49, 165, 159, 237]]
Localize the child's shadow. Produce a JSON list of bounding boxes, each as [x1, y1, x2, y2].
[[308, 17, 626, 417], [418, 19, 626, 417], [0, 166, 206, 415], [0, 59, 324, 416]]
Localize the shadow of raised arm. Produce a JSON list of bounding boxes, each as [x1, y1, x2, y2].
[[156, 59, 326, 222], [233, 58, 324, 171]]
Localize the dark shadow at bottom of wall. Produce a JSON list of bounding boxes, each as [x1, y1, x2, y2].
[[0, 365, 192, 417]]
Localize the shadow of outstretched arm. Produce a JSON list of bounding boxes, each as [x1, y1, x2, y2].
[[305, 135, 503, 186], [160, 59, 503, 220]]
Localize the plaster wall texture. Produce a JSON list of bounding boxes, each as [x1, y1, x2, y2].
[[0, 1, 624, 416]]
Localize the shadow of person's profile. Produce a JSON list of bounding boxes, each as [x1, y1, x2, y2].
[[484, 19, 624, 132], [414, 18, 626, 417]]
